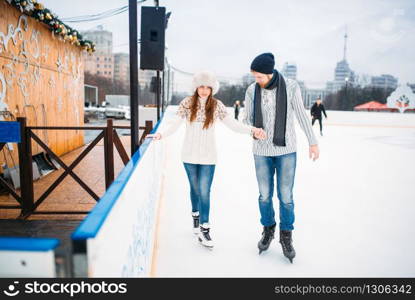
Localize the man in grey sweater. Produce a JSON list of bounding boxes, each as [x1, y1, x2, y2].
[[243, 53, 320, 263]]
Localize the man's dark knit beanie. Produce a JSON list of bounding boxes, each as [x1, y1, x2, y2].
[[250, 53, 275, 74]]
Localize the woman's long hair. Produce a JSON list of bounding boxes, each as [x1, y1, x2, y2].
[[189, 88, 217, 129]]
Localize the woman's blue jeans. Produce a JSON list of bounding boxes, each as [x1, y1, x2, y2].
[[183, 163, 216, 225], [253, 152, 297, 231]]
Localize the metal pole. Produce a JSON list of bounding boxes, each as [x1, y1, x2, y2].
[[104, 119, 115, 189], [129, 0, 139, 155], [167, 63, 171, 106], [156, 70, 161, 121], [161, 71, 165, 113], [155, 0, 163, 119]]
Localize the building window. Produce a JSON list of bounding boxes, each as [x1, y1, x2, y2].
[[104, 57, 107, 61], [108, 58, 111, 62], [97, 71, 100, 74], [104, 71, 107, 74], [97, 64, 100, 68], [109, 72, 111, 75], [96, 57, 99, 61]]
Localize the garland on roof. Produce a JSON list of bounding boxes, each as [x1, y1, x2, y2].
[[5, 0, 96, 53]]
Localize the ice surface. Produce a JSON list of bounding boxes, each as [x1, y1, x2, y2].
[[153, 107, 415, 277]]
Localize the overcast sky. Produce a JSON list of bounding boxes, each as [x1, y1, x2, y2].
[[42, 0, 415, 91]]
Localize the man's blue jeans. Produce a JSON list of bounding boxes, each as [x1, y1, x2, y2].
[[253, 152, 297, 230], [183, 163, 216, 225]]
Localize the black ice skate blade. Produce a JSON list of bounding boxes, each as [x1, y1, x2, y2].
[[258, 246, 271, 255], [198, 238, 213, 250], [281, 255, 294, 263], [258, 245, 270, 255]]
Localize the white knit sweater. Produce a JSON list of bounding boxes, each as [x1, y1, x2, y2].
[[159, 97, 254, 165]]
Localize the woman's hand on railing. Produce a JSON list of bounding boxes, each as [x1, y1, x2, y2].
[[146, 133, 162, 140]]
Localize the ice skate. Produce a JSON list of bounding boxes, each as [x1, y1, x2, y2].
[[198, 223, 214, 249], [279, 230, 296, 263], [258, 224, 276, 254]]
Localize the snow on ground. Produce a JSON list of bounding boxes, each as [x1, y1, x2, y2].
[[153, 107, 415, 277]]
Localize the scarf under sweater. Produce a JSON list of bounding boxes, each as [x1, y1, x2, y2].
[[253, 70, 287, 146]]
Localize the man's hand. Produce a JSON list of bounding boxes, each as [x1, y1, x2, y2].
[[309, 144, 319, 161], [252, 128, 267, 140], [146, 133, 162, 140]]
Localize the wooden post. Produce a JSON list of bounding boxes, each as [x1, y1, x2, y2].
[[138, 121, 154, 146], [104, 119, 115, 189], [17, 117, 34, 217]]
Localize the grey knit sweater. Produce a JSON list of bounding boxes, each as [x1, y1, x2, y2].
[[243, 78, 318, 156]]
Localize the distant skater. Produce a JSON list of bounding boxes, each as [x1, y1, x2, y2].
[[311, 97, 327, 136], [234, 100, 241, 120]]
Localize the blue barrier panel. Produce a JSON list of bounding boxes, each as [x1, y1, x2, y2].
[[72, 115, 164, 241], [0, 237, 59, 251], [72, 114, 169, 277], [71, 113, 166, 277], [0, 237, 60, 277], [0, 121, 21, 143]]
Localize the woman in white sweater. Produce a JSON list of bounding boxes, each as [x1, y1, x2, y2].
[[147, 71, 266, 248]]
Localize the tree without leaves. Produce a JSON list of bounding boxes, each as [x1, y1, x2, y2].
[[84, 72, 160, 106], [214, 82, 250, 107], [84, 72, 129, 105], [170, 83, 250, 107], [324, 86, 395, 111]]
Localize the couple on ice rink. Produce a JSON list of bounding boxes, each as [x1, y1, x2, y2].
[[147, 53, 320, 263]]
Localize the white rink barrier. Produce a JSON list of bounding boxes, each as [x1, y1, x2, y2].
[[0, 237, 59, 277], [71, 117, 165, 277]]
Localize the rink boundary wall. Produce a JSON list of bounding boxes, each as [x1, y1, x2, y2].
[[72, 117, 163, 240], [71, 113, 165, 277]]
